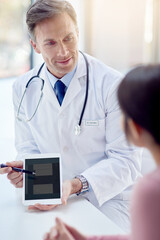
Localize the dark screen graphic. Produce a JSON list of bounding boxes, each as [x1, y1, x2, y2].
[[33, 163, 53, 176], [25, 157, 60, 200], [33, 184, 53, 194]]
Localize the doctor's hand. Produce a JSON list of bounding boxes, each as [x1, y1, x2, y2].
[[43, 217, 87, 240], [6, 161, 23, 188], [0, 164, 12, 174], [28, 178, 82, 211]]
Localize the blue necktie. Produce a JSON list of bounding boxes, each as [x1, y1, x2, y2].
[[54, 80, 66, 106]]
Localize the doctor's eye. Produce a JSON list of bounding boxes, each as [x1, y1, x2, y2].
[[45, 41, 56, 46], [64, 36, 73, 42]]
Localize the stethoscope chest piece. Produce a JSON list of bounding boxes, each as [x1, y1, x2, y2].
[[74, 124, 81, 136]]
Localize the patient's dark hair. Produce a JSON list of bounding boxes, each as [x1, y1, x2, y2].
[[118, 65, 160, 144]]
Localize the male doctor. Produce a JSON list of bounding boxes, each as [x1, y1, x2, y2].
[[3, 0, 142, 232]]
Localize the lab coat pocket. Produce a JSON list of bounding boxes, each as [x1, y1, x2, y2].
[[75, 118, 106, 155]]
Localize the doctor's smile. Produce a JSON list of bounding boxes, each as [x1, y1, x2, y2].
[[56, 57, 73, 65]]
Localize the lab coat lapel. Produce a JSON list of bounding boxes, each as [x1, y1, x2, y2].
[[60, 53, 87, 111], [38, 52, 87, 111], [40, 64, 60, 110]]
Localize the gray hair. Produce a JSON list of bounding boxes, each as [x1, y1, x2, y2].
[[26, 0, 78, 40]]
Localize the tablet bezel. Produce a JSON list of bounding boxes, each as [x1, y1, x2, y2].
[[23, 153, 62, 206]]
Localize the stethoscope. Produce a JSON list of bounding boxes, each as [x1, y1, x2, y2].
[[16, 51, 89, 136]]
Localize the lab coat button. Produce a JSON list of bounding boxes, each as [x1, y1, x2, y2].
[[63, 146, 69, 152]]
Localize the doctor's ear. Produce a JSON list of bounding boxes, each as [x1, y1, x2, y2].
[[30, 39, 41, 54]]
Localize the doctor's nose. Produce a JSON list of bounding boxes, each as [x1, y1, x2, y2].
[[56, 43, 69, 58]]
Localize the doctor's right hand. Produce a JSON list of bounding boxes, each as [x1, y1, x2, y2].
[[6, 161, 23, 188]]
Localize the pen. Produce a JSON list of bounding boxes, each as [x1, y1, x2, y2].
[[0, 163, 35, 175]]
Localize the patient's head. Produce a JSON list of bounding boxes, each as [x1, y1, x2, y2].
[[118, 65, 160, 148]]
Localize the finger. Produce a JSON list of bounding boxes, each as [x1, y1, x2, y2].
[[61, 196, 67, 205], [48, 227, 58, 239], [0, 167, 12, 174], [10, 174, 23, 185], [55, 218, 74, 240], [55, 218, 66, 231], [34, 204, 57, 211], [65, 225, 86, 240], [61, 189, 69, 205], [7, 171, 22, 181], [43, 232, 49, 240], [28, 205, 39, 211], [61, 181, 71, 205], [62, 219, 86, 240], [7, 172, 23, 188], [6, 160, 23, 168], [15, 180, 23, 188], [28, 204, 57, 211]]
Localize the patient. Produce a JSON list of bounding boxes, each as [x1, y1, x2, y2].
[[44, 65, 160, 240]]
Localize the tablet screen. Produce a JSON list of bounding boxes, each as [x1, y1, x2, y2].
[[23, 154, 62, 205]]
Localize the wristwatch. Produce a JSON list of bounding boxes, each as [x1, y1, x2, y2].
[[75, 175, 89, 195]]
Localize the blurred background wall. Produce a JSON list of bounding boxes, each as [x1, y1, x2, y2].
[[80, 0, 160, 72], [0, 0, 159, 77]]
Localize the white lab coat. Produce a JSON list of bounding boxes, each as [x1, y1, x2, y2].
[[13, 53, 142, 231]]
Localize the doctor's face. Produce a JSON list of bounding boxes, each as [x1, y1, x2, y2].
[[31, 12, 79, 78]]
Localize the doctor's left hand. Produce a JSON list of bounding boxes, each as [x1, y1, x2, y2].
[[28, 178, 82, 211]]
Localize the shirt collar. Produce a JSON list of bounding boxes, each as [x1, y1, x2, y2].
[[46, 65, 77, 89]]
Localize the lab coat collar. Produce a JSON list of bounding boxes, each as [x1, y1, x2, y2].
[[75, 51, 87, 79], [61, 52, 87, 110], [40, 64, 60, 109], [39, 52, 87, 111]]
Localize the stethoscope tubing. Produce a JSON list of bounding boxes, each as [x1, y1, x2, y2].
[[78, 51, 89, 127], [16, 63, 45, 122], [17, 51, 89, 130]]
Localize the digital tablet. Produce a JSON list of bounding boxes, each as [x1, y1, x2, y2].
[[23, 153, 62, 206]]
